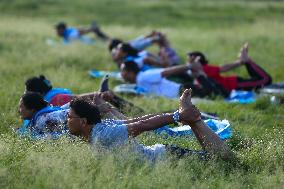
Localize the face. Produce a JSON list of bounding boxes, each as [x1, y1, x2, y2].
[[18, 98, 36, 120], [187, 54, 195, 64], [120, 65, 136, 83], [113, 45, 126, 61], [56, 28, 65, 37], [67, 109, 83, 136]]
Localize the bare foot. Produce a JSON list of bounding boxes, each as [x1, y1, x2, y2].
[[238, 43, 250, 64], [179, 89, 201, 124]]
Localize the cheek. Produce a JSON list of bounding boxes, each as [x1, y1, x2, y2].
[[121, 71, 127, 80], [67, 120, 80, 133]]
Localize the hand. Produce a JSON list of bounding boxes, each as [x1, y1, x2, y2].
[[179, 89, 201, 124]]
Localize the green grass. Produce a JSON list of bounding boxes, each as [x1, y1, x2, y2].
[[1, 0, 284, 188]]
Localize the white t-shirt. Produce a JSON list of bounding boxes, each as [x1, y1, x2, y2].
[[136, 69, 181, 98]]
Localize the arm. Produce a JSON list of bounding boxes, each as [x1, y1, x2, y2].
[[127, 113, 175, 137], [123, 113, 160, 124], [161, 64, 191, 78], [143, 57, 169, 68], [190, 120, 233, 161], [78, 28, 93, 36], [179, 89, 233, 160], [219, 60, 242, 72], [92, 94, 128, 120]]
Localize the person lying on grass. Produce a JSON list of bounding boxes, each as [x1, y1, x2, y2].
[[17, 86, 227, 141], [110, 32, 180, 70], [55, 21, 109, 43], [25, 75, 143, 113], [120, 57, 228, 99], [108, 30, 162, 53], [187, 43, 272, 92], [17, 89, 147, 139], [67, 89, 233, 161]]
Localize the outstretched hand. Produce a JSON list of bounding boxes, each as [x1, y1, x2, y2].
[[179, 89, 201, 124]]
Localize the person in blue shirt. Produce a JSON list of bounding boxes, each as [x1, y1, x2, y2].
[[17, 92, 69, 139], [67, 89, 233, 161], [55, 22, 109, 43]]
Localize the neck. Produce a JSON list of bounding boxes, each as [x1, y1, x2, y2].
[[132, 74, 137, 83], [80, 125, 93, 142]]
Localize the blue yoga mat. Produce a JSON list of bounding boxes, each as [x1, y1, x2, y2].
[[155, 119, 232, 140], [89, 69, 123, 80]]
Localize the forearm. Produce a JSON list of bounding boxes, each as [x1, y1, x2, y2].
[[143, 57, 168, 68], [220, 60, 241, 72], [123, 113, 159, 124], [127, 113, 174, 137], [190, 120, 233, 160], [78, 28, 93, 35], [161, 64, 190, 77]]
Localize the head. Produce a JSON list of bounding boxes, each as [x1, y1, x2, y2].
[[108, 38, 123, 52], [19, 92, 48, 120], [55, 22, 67, 37], [113, 43, 138, 61], [25, 75, 52, 95], [120, 61, 140, 83], [68, 98, 101, 136], [187, 51, 208, 65]]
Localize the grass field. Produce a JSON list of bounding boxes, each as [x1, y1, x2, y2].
[[1, 0, 284, 188]]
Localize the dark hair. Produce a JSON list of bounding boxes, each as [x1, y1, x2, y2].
[[25, 75, 52, 95], [121, 61, 140, 75], [188, 51, 208, 65], [21, 92, 48, 111], [70, 98, 101, 125], [119, 43, 138, 56], [108, 38, 123, 52], [55, 22, 67, 30]]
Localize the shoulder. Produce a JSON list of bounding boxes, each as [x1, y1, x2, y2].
[[91, 120, 128, 146]]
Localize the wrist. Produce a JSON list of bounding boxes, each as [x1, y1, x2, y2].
[[189, 118, 202, 127], [172, 110, 180, 123]]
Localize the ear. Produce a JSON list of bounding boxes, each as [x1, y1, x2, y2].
[[81, 118, 88, 127]]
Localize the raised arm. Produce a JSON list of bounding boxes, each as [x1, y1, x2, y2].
[[161, 64, 191, 78], [179, 89, 233, 160], [220, 43, 249, 73], [219, 60, 242, 72], [143, 56, 169, 68], [127, 113, 175, 137]]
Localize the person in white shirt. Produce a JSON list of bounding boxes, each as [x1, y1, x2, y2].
[[120, 58, 225, 98]]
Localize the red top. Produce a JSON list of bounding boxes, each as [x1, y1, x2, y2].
[[50, 94, 72, 106], [202, 64, 237, 91]]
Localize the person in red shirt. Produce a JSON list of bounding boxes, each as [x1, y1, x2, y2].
[[187, 43, 272, 91]]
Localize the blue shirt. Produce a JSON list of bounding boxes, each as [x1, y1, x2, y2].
[[90, 119, 166, 161]]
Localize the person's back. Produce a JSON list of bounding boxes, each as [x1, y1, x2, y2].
[[136, 68, 181, 98]]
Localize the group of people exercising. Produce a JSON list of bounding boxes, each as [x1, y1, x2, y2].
[[15, 22, 273, 163]]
